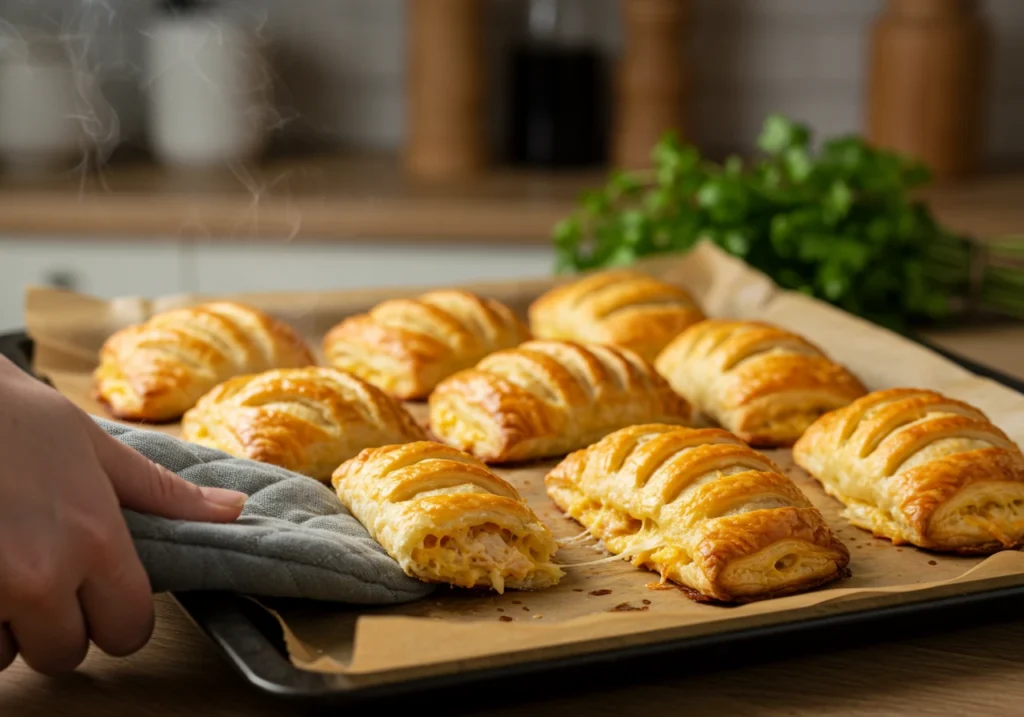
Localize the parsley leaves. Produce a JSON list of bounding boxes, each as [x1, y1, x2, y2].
[[554, 114, 1024, 332]]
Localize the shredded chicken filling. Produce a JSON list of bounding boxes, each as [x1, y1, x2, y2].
[[411, 523, 548, 593], [434, 409, 488, 445]]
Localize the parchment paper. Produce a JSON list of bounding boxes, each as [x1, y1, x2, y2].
[[23, 241, 1024, 681]]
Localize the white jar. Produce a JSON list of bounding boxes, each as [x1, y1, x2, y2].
[[0, 33, 84, 173], [144, 7, 270, 167]]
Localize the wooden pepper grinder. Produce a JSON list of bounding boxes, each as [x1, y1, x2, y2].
[[866, 0, 989, 181], [612, 0, 690, 170], [404, 0, 487, 180]]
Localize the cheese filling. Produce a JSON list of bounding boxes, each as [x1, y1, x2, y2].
[[410, 523, 556, 593], [434, 409, 488, 446]]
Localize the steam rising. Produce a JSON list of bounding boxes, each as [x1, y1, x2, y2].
[[0, 0, 306, 235], [0, 0, 334, 341], [63, 0, 125, 184]]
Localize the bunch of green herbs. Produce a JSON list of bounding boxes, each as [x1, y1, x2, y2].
[[553, 114, 1024, 333]]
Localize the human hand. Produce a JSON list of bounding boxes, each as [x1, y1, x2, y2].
[[0, 356, 246, 675]]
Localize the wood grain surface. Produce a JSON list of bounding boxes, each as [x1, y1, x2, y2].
[[866, 0, 988, 180], [404, 0, 487, 179], [612, 0, 691, 169]]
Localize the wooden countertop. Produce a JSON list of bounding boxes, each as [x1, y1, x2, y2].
[[0, 154, 1021, 243], [2, 323, 1023, 716], [0, 154, 598, 244]]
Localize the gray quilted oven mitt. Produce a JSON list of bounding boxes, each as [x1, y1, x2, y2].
[[93, 417, 435, 605]]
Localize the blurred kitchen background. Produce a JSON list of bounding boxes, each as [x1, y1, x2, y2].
[[0, 0, 1022, 343]]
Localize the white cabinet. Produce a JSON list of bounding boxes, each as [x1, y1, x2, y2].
[[0, 239, 187, 333], [0, 237, 556, 333], [193, 242, 556, 294]]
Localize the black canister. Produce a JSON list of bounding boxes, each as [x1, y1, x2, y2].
[[506, 0, 608, 168]]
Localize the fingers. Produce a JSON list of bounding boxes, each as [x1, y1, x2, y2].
[[87, 421, 246, 522], [78, 523, 155, 658], [0, 508, 90, 675], [8, 596, 89, 676], [0, 625, 16, 672]]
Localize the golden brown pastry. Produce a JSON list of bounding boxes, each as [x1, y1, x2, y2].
[[654, 319, 867, 447], [94, 302, 315, 422], [181, 367, 428, 481], [793, 388, 1024, 554], [528, 269, 705, 361], [546, 424, 850, 603], [429, 339, 691, 463], [332, 441, 563, 592], [322, 290, 530, 400]]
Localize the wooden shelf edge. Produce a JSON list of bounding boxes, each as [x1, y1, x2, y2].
[[0, 194, 566, 244], [0, 153, 600, 244], [0, 154, 1020, 245]]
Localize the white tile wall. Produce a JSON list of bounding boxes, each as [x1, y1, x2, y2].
[[689, 0, 874, 153], [0, 0, 1021, 162]]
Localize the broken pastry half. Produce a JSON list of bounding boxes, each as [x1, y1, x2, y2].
[[545, 424, 850, 603], [794, 388, 1024, 554], [332, 441, 563, 593]]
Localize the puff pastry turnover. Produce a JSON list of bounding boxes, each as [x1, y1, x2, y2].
[[546, 424, 849, 602], [181, 367, 427, 481], [655, 319, 867, 447], [429, 339, 691, 463], [94, 302, 315, 422], [793, 388, 1024, 554], [332, 442, 563, 592], [322, 290, 530, 400], [528, 270, 705, 361]]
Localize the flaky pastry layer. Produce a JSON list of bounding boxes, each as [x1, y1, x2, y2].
[[528, 269, 706, 361], [94, 302, 314, 422], [655, 319, 867, 447], [181, 367, 427, 481], [545, 424, 850, 603], [322, 290, 529, 400], [428, 339, 692, 463], [332, 442, 563, 592], [793, 388, 1024, 554]]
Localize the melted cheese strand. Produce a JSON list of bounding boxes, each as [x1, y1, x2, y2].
[[557, 537, 666, 569], [556, 529, 596, 546]]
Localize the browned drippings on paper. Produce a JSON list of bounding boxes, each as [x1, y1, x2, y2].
[[22, 240, 1024, 681]]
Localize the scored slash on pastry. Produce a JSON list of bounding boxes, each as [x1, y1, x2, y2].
[[655, 319, 868, 447], [181, 367, 428, 481], [428, 339, 692, 464], [322, 290, 530, 400], [528, 269, 706, 362], [332, 442, 564, 594], [794, 388, 1024, 554], [545, 424, 851, 604], [94, 301, 316, 422]]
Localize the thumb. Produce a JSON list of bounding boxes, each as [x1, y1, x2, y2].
[[88, 422, 246, 522]]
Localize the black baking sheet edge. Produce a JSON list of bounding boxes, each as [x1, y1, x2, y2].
[[5, 330, 1024, 706], [171, 583, 1024, 707]]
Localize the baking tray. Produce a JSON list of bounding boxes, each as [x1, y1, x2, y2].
[[5, 329, 1024, 707]]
